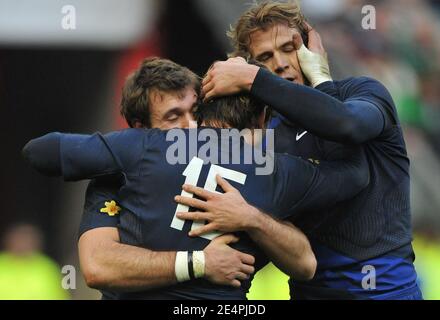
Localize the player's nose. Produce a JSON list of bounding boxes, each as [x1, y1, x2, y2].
[[182, 112, 196, 129], [273, 53, 289, 75]]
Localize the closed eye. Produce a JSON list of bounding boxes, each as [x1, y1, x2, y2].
[[163, 108, 182, 122], [282, 43, 295, 52], [256, 52, 272, 62]]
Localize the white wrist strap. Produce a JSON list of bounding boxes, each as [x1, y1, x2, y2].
[[297, 44, 332, 88], [175, 251, 190, 282], [175, 251, 206, 282], [193, 251, 205, 279]]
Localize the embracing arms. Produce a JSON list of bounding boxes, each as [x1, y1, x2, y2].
[[79, 227, 254, 291]]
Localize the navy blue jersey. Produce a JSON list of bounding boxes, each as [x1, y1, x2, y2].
[[264, 77, 419, 299], [33, 127, 367, 299], [78, 178, 121, 238]]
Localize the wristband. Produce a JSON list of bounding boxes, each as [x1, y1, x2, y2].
[[175, 251, 206, 282], [193, 251, 206, 279], [175, 251, 190, 282], [187, 251, 195, 280]]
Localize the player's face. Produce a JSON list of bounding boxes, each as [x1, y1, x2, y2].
[[249, 23, 305, 85], [149, 86, 197, 130]]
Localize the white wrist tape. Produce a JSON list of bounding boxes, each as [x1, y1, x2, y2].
[[297, 44, 332, 88], [175, 251, 190, 282], [193, 251, 206, 279]]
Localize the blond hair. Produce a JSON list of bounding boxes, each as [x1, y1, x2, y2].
[[227, 0, 306, 59]]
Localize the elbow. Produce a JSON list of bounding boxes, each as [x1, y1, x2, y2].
[[336, 118, 366, 145], [22, 140, 34, 165], [21, 133, 62, 176], [285, 251, 317, 281], [80, 250, 116, 290], [81, 262, 109, 290], [295, 255, 317, 281]]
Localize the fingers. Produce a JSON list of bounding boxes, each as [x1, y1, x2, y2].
[[174, 195, 209, 211], [302, 22, 325, 55], [202, 80, 215, 101], [228, 56, 246, 64], [216, 175, 235, 192], [204, 86, 218, 103], [182, 184, 215, 200], [303, 21, 314, 33], [230, 279, 241, 288], [239, 253, 255, 266], [188, 223, 217, 237], [202, 71, 212, 86], [176, 211, 210, 221], [234, 272, 249, 281], [214, 234, 239, 245], [240, 264, 255, 276]]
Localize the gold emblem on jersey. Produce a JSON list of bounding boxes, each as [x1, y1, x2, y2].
[[100, 200, 121, 216]]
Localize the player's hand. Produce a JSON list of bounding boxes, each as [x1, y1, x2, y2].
[[203, 234, 255, 288], [175, 175, 260, 236], [202, 57, 260, 102], [293, 22, 332, 88]]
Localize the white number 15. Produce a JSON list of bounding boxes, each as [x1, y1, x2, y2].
[[170, 157, 247, 240]]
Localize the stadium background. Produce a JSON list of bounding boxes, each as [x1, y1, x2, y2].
[[0, 0, 439, 299]]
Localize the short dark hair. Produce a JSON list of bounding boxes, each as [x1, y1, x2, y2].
[[120, 57, 200, 128], [194, 93, 267, 130]]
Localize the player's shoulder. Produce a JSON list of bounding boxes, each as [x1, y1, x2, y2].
[[335, 76, 385, 91], [335, 76, 393, 101]]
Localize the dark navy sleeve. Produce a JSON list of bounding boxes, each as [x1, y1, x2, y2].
[[78, 179, 122, 239], [251, 69, 395, 144], [22, 132, 63, 177], [275, 146, 369, 220], [61, 129, 145, 181], [23, 129, 146, 181]]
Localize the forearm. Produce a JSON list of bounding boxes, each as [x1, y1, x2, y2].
[[246, 209, 316, 280], [251, 69, 384, 144], [291, 149, 369, 217], [79, 232, 176, 292]]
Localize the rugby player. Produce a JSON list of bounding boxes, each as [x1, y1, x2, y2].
[[178, 1, 422, 300], [74, 57, 329, 299], [76, 58, 260, 298], [23, 91, 369, 299]]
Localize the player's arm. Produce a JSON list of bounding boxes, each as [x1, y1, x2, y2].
[[174, 176, 317, 280], [22, 132, 132, 181], [250, 69, 393, 144], [203, 60, 394, 145], [175, 148, 369, 279], [22, 132, 256, 290], [79, 228, 253, 291], [282, 146, 370, 218], [79, 183, 255, 291]]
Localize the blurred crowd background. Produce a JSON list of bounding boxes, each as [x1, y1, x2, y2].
[[0, 0, 439, 300]]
